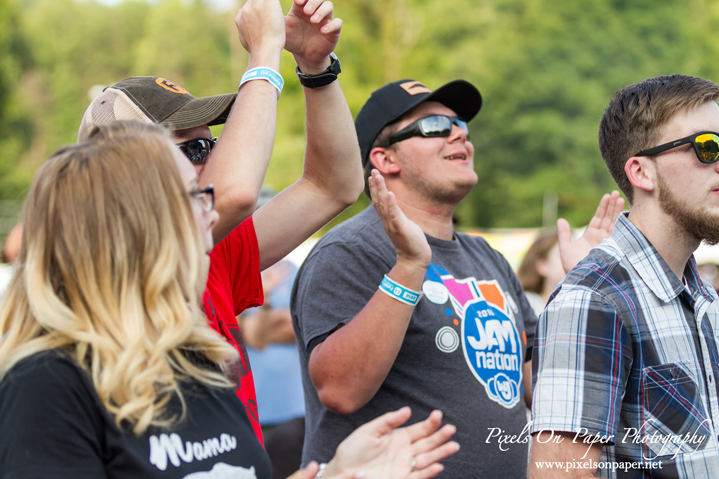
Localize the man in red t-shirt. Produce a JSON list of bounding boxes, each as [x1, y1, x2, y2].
[[77, 0, 363, 443]]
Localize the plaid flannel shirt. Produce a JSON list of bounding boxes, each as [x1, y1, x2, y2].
[[532, 213, 719, 478]]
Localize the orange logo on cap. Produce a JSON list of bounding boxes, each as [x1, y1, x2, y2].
[[155, 78, 189, 94], [399, 81, 432, 95]]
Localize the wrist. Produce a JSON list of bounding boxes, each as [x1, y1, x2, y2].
[[247, 46, 282, 71], [294, 54, 332, 76]]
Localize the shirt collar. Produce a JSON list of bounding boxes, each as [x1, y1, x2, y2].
[[611, 212, 713, 303]]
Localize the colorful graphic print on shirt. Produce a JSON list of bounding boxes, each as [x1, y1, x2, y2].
[[424, 263, 525, 409]]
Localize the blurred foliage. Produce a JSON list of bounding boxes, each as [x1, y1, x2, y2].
[[2, 0, 718, 228]]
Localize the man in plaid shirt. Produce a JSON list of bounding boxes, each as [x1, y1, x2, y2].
[[530, 74, 719, 478]]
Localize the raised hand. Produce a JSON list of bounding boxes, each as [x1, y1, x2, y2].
[[285, 0, 342, 72], [235, 0, 285, 57], [324, 407, 459, 479], [557, 190, 625, 273], [369, 170, 431, 271]]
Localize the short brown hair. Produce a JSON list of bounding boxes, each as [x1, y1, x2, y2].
[[598, 74, 719, 204]]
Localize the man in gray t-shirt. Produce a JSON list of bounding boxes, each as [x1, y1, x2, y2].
[[291, 79, 624, 477]]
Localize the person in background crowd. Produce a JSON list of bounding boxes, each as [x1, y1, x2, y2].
[[291, 78, 624, 478], [0, 223, 21, 299], [241, 187, 306, 479], [0, 121, 459, 479], [77, 0, 363, 443], [517, 231, 563, 316], [530, 74, 719, 478]]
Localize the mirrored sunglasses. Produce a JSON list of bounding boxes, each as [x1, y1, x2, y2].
[[389, 115, 470, 145], [635, 131, 719, 164], [177, 137, 218, 163]]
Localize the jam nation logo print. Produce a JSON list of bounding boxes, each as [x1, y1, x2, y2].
[[424, 264, 524, 409]]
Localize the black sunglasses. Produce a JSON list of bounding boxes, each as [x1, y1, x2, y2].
[[388, 115, 470, 145], [177, 137, 217, 163], [189, 184, 215, 213], [635, 131, 719, 164]]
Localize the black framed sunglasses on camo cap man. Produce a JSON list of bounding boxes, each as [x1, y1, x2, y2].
[[177, 137, 217, 163], [388, 115, 470, 145], [635, 131, 719, 164]]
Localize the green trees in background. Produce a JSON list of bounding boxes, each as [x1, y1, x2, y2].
[[3, 0, 717, 228]]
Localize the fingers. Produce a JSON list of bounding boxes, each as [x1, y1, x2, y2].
[[321, 17, 342, 35], [556, 218, 573, 273], [287, 461, 319, 479], [408, 463, 445, 479], [414, 436, 459, 467], [411, 423, 456, 454], [404, 410, 442, 442], [361, 406, 412, 437], [309, 1, 334, 23]]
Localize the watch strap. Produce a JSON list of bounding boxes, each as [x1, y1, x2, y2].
[[296, 53, 341, 88]]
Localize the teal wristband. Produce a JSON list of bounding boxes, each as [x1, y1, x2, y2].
[[379, 274, 422, 306], [240, 67, 284, 97]]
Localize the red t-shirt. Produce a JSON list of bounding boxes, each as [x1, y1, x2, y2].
[[202, 217, 264, 445]]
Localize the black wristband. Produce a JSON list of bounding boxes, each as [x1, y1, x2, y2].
[[296, 53, 341, 88]]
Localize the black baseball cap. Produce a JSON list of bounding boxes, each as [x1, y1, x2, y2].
[[78, 76, 236, 142], [355, 79, 482, 168]]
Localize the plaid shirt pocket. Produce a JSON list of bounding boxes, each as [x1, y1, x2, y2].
[[641, 363, 710, 459]]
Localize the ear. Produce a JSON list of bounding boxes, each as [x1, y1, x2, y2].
[[624, 156, 657, 193], [368, 146, 401, 175]]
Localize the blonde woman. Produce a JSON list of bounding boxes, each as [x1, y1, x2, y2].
[[0, 122, 457, 479]]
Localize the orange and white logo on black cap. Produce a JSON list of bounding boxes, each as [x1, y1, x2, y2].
[[155, 78, 189, 94], [399, 81, 432, 95]]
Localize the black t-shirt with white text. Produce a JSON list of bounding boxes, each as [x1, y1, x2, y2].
[[0, 350, 271, 479]]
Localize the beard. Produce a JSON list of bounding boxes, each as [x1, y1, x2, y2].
[[658, 172, 719, 245]]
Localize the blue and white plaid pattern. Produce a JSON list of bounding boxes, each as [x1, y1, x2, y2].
[[532, 213, 719, 478]]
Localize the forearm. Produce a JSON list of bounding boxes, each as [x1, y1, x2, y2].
[[308, 262, 426, 415], [528, 432, 601, 479], [296, 56, 364, 209], [203, 47, 282, 244], [242, 308, 296, 349]]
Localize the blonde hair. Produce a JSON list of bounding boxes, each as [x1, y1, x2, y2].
[[0, 121, 237, 435]]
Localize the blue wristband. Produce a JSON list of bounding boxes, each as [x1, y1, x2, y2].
[[240, 67, 284, 97], [379, 275, 422, 306]]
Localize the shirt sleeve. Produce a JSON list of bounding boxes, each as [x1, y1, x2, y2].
[[210, 216, 263, 314], [292, 242, 393, 353], [0, 353, 108, 479], [530, 286, 633, 443]]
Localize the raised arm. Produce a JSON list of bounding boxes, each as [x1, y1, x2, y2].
[[253, 0, 364, 270], [308, 171, 431, 414], [200, 0, 285, 244]]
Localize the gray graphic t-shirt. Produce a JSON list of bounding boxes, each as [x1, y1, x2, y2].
[[291, 206, 537, 478]]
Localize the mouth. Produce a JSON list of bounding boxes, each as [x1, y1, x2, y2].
[[444, 153, 468, 161]]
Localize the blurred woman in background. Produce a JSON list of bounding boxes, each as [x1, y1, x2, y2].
[[517, 231, 564, 316]]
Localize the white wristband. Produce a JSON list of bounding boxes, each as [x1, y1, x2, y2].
[[240, 67, 284, 97], [378, 274, 422, 306]]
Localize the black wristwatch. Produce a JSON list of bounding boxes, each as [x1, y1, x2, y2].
[[296, 53, 341, 88]]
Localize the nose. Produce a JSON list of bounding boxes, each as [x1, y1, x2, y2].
[[206, 208, 219, 231], [448, 123, 469, 143]]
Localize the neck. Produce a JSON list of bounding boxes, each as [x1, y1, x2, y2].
[[627, 202, 700, 279], [394, 195, 456, 240]]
